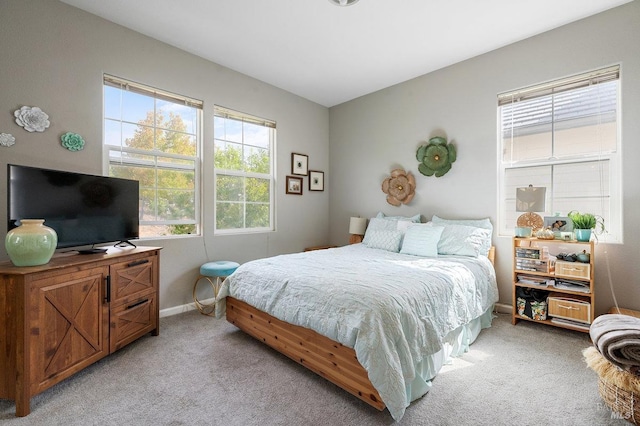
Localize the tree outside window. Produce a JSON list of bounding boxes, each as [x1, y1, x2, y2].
[[103, 75, 202, 238], [214, 107, 275, 233]]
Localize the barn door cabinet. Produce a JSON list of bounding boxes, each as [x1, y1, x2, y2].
[[0, 247, 161, 416]]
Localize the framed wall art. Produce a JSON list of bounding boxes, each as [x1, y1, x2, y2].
[[286, 175, 303, 195], [309, 170, 324, 191], [291, 153, 308, 176]]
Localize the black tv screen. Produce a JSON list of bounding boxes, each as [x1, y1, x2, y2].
[[7, 164, 139, 250]]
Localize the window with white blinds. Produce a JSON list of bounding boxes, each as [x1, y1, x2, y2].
[[103, 74, 203, 238], [213, 106, 275, 234], [498, 65, 621, 242]]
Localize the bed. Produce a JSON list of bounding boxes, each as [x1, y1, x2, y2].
[[214, 215, 499, 421]]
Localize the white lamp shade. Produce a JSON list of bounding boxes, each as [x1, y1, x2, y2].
[[516, 186, 546, 213], [349, 217, 367, 235]]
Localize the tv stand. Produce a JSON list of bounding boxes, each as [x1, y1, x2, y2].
[[0, 246, 161, 416], [114, 240, 137, 248], [77, 247, 109, 254]]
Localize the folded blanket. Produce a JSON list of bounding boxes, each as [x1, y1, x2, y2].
[[590, 314, 640, 375]]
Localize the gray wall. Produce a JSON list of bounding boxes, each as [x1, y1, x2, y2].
[[328, 1, 640, 315], [2, 0, 639, 316], [0, 0, 330, 312]]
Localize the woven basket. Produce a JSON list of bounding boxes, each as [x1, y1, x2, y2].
[[598, 375, 640, 424], [584, 346, 640, 424]]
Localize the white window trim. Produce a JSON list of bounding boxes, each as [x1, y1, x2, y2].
[[102, 74, 203, 238], [213, 106, 276, 235], [497, 66, 622, 243]]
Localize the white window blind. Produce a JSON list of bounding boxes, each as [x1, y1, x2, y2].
[[498, 65, 621, 242], [103, 74, 203, 238]]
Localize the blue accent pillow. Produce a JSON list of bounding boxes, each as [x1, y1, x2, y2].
[[364, 230, 403, 252], [376, 212, 421, 223], [362, 217, 397, 245], [400, 224, 444, 257]]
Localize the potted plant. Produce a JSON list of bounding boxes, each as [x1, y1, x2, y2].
[[567, 211, 605, 242]]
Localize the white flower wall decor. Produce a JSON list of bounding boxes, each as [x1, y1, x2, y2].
[[0, 132, 16, 147], [14, 106, 50, 132]]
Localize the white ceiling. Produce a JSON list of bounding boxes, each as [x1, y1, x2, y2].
[[60, 0, 631, 107]]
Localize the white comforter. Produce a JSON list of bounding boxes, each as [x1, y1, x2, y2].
[[215, 244, 498, 421]]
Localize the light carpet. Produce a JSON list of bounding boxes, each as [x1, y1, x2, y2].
[[0, 311, 628, 425]]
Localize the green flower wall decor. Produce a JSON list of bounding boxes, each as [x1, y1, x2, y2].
[[61, 132, 85, 151], [416, 136, 456, 177]]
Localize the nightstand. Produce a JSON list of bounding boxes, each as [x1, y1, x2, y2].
[[304, 245, 337, 252]]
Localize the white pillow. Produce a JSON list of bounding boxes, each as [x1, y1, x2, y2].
[[400, 224, 444, 257], [431, 215, 492, 230], [431, 215, 493, 256], [364, 230, 403, 252], [437, 224, 492, 257]]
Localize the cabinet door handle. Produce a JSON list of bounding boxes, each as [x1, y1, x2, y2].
[[127, 299, 149, 310], [128, 259, 150, 267], [558, 304, 579, 310], [105, 275, 111, 303]]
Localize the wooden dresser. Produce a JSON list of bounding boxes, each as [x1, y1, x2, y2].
[[0, 246, 161, 416]]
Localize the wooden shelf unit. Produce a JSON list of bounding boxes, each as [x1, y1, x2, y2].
[[0, 246, 161, 416], [512, 237, 595, 333]]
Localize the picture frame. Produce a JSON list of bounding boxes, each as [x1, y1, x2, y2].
[[286, 175, 303, 195], [291, 153, 308, 176], [544, 216, 573, 239], [308, 170, 324, 191]]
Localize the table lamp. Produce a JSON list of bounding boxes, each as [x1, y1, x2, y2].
[[516, 185, 546, 233], [349, 217, 367, 244]]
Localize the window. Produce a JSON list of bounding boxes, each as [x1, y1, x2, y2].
[[498, 65, 621, 242], [103, 75, 203, 238], [213, 106, 275, 234]]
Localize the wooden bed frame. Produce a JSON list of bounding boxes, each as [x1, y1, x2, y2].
[[226, 296, 385, 410], [225, 246, 495, 412]]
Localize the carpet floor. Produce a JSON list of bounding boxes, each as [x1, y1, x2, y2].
[[0, 310, 629, 425]]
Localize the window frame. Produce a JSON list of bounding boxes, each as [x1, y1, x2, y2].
[[213, 106, 276, 235], [102, 74, 203, 239], [497, 65, 622, 243]]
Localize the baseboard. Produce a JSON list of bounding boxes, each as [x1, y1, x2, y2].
[[494, 302, 512, 315], [159, 297, 216, 318]]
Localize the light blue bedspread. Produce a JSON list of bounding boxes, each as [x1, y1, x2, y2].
[[215, 244, 498, 421]]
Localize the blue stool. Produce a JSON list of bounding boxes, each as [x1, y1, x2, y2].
[[193, 260, 239, 316]]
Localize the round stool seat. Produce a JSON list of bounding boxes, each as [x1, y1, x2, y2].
[[200, 260, 239, 278]]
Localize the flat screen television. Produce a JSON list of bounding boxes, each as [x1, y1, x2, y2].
[[7, 164, 139, 252]]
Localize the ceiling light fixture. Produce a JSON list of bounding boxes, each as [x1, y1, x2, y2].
[[328, 0, 359, 6]]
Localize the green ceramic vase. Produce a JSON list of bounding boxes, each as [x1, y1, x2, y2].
[[5, 219, 58, 266]]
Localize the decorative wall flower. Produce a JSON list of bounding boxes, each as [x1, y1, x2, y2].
[[416, 136, 457, 177], [381, 168, 416, 206], [0, 133, 16, 147], [14, 106, 50, 132], [61, 132, 85, 151]]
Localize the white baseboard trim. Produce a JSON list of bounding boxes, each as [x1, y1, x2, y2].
[[159, 297, 216, 318], [494, 302, 512, 315]]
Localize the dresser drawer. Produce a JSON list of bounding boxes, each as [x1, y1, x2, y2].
[[109, 290, 157, 352], [548, 296, 591, 324], [110, 254, 157, 302], [555, 261, 590, 280]]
